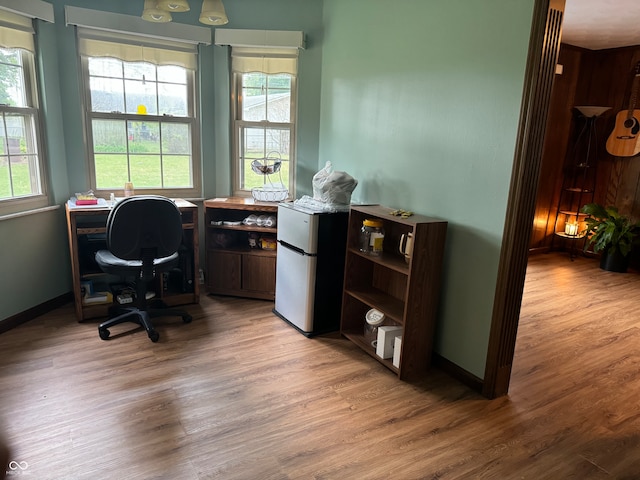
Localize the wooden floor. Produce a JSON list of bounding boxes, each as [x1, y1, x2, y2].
[[2, 252, 640, 479]]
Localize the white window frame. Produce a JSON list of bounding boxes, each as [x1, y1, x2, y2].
[[215, 29, 304, 199], [232, 70, 297, 198], [79, 40, 201, 199], [67, 7, 211, 199], [0, 9, 49, 217]]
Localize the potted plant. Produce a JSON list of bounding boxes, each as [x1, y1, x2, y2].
[[581, 203, 640, 272]]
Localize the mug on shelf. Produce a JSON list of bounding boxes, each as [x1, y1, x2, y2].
[[399, 232, 414, 264]]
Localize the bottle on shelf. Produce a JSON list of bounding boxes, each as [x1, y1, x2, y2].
[[124, 182, 135, 197], [359, 218, 385, 255]]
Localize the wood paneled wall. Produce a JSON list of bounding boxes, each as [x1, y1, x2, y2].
[[530, 43, 640, 253]]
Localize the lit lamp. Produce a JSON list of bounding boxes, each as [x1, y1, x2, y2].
[[565, 222, 579, 236]]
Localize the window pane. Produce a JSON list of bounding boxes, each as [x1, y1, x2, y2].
[[124, 79, 157, 115], [92, 119, 192, 189], [123, 62, 156, 82], [267, 74, 291, 123], [0, 114, 40, 197], [242, 73, 266, 121], [0, 47, 44, 206], [95, 153, 128, 189], [159, 83, 187, 116], [90, 77, 125, 113], [86, 51, 196, 194], [243, 127, 265, 159], [5, 114, 36, 154], [0, 154, 40, 198], [88, 57, 122, 78], [128, 121, 159, 153], [242, 127, 290, 156], [266, 128, 290, 154], [243, 72, 266, 91], [163, 155, 191, 187], [92, 119, 126, 153], [0, 49, 26, 107], [8, 155, 32, 196], [267, 89, 290, 123], [240, 126, 290, 190], [241, 73, 292, 123], [0, 154, 9, 198], [161, 123, 190, 154], [130, 154, 161, 187], [158, 65, 186, 83]]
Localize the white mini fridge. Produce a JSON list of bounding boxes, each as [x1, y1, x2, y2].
[[273, 202, 348, 336]]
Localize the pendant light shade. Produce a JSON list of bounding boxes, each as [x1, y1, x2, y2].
[[142, 0, 172, 22], [199, 0, 229, 25], [157, 0, 191, 12]]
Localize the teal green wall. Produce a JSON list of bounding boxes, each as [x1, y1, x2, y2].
[[0, 0, 538, 384], [0, 17, 72, 319], [319, 0, 535, 378], [48, 0, 324, 197], [0, 0, 323, 321]]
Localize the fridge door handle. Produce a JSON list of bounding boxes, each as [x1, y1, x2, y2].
[[278, 240, 307, 256]]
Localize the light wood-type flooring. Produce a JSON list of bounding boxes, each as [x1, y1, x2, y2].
[[2, 252, 640, 479]]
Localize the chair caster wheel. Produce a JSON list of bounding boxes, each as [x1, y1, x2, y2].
[[183, 315, 192, 324], [148, 330, 160, 342], [99, 328, 110, 340]]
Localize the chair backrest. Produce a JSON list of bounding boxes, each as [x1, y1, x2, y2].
[[106, 195, 183, 261]]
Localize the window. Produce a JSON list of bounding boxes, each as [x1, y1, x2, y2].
[[78, 30, 200, 198], [0, 11, 47, 215], [232, 48, 298, 197]]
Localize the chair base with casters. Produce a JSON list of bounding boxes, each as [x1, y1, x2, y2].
[[98, 304, 192, 343], [94, 195, 194, 343], [96, 249, 193, 342]]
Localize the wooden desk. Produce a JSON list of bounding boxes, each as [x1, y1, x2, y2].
[[65, 198, 200, 322]]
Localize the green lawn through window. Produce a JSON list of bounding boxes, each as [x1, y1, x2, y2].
[[0, 163, 31, 198]]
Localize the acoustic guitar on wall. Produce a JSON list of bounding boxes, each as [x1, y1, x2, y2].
[[606, 61, 640, 157]]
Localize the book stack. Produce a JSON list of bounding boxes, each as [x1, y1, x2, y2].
[[83, 291, 113, 305], [81, 279, 113, 305]]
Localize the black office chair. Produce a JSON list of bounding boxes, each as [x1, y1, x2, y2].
[[95, 195, 192, 342]]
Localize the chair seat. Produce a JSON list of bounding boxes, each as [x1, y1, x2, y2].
[[95, 249, 179, 276]]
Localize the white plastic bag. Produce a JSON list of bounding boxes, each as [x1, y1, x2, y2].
[[312, 161, 333, 200], [312, 161, 358, 205]]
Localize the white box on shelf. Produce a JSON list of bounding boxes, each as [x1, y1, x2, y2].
[[376, 326, 403, 359], [392, 336, 402, 368]]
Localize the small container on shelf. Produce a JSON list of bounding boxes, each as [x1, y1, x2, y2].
[[376, 325, 403, 359], [260, 236, 277, 251], [124, 182, 134, 197], [248, 232, 260, 249], [359, 218, 385, 255], [364, 308, 385, 348]]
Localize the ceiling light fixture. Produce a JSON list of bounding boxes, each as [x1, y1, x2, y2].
[[142, 0, 172, 23], [142, 0, 229, 26], [156, 0, 191, 12], [199, 0, 229, 25]]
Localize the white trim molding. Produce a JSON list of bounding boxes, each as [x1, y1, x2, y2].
[[215, 29, 305, 50], [65, 6, 211, 45], [0, 0, 54, 23]]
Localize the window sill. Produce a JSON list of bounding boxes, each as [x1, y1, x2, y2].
[[0, 204, 60, 222]]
